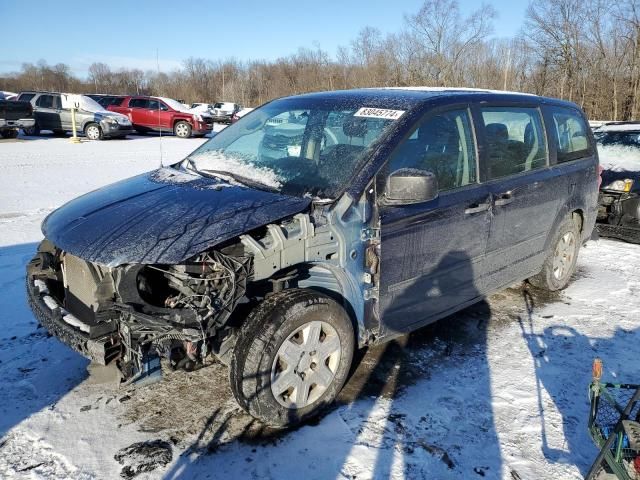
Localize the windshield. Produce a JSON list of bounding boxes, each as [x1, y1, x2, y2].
[[159, 97, 191, 113], [79, 95, 107, 113], [186, 98, 398, 198], [595, 131, 640, 171]]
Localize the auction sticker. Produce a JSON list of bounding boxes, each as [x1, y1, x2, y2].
[[354, 107, 405, 120]]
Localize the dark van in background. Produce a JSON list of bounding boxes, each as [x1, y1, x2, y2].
[[27, 88, 599, 427]]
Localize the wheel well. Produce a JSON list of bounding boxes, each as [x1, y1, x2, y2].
[[84, 121, 99, 132], [291, 265, 363, 346], [173, 118, 191, 128], [571, 209, 584, 233]]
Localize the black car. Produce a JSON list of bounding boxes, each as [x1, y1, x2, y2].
[[86, 94, 126, 109], [594, 122, 640, 243], [0, 93, 35, 138], [26, 88, 599, 427]]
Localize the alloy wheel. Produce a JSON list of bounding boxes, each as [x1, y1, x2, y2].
[[175, 123, 190, 137], [552, 231, 576, 280], [271, 320, 342, 409], [86, 125, 100, 140]]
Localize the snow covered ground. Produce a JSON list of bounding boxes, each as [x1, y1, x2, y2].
[[1, 133, 639, 479]]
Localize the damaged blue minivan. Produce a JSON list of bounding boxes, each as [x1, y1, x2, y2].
[[27, 88, 599, 426]]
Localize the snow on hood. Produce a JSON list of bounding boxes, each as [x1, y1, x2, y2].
[[598, 123, 640, 133], [597, 144, 640, 172], [190, 150, 283, 190], [190, 104, 212, 113], [157, 97, 207, 116]]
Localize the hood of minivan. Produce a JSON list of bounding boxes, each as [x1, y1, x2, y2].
[[42, 168, 311, 266]]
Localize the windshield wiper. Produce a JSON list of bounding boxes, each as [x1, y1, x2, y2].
[[197, 167, 280, 193]]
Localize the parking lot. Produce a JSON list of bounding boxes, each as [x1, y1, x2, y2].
[[0, 133, 638, 479]]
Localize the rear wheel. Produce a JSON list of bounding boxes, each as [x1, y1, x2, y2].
[[174, 121, 192, 138], [0, 129, 19, 138], [529, 215, 581, 291], [230, 289, 354, 427], [53, 129, 66, 137], [84, 123, 103, 141]]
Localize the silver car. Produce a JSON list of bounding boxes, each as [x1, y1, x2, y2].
[[18, 91, 133, 140]]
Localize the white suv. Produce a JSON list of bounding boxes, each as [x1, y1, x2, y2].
[[212, 102, 240, 124]]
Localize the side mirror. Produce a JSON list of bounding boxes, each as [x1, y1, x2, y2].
[[384, 168, 438, 205]]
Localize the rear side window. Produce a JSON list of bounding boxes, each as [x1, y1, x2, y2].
[[36, 95, 54, 108], [549, 106, 590, 162], [129, 98, 149, 109], [100, 96, 123, 107], [481, 107, 547, 180], [388, 108, 477, 191], [18, 93, 35, 103]]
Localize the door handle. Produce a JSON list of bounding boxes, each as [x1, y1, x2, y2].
[[494, 192, 514, 207], [464, 202, 491, 214]]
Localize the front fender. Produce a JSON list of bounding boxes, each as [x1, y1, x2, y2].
[[295, 263, 366, 347]]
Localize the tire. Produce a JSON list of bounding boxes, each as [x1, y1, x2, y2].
[[23, 124, 40, 136], [529, 215, 581, 291], [174, 121, 192, 138], [84, 123, 103, 141], [0, 129, 18, 138], [53, 130, 66, 137], [230, 289, 355, 427]]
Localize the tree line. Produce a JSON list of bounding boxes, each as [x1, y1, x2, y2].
[[2, 0, 639, 121]]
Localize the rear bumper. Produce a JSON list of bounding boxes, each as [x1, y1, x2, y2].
[[0, 118, 35, 129], [26, 271, 119, 365], [211, 115, 232, 123]]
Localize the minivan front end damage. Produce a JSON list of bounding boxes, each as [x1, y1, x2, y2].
[[27, 240, 251, 382], [26, 195, 380, 384]]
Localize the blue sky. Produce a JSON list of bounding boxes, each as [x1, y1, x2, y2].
[[0, 0, 528, 77]]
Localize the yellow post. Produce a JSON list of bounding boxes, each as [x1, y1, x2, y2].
[[70, 105, 81, 143]]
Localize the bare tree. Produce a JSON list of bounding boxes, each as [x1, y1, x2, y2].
[[405, 0, 497, 86]]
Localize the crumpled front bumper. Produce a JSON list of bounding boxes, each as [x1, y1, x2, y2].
[[25, 272, 120, 365], [100, 120, 134, 137]]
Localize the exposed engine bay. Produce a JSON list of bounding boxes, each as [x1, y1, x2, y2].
[[28, 241, 252, 383], [26, 170, 380, 385]]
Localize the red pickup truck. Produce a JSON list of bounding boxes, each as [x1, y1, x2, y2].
[[108, 96, 213, 138]]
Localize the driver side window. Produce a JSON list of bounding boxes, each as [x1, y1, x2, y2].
[[388, 109, 477, 191]]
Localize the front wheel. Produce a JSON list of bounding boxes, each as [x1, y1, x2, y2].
[[84, 123, 103, 140], [23, 124, 40, 136], [174, 121, 192, 138], [529, 215, 581, 291], [230, 289, 354, 427]]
